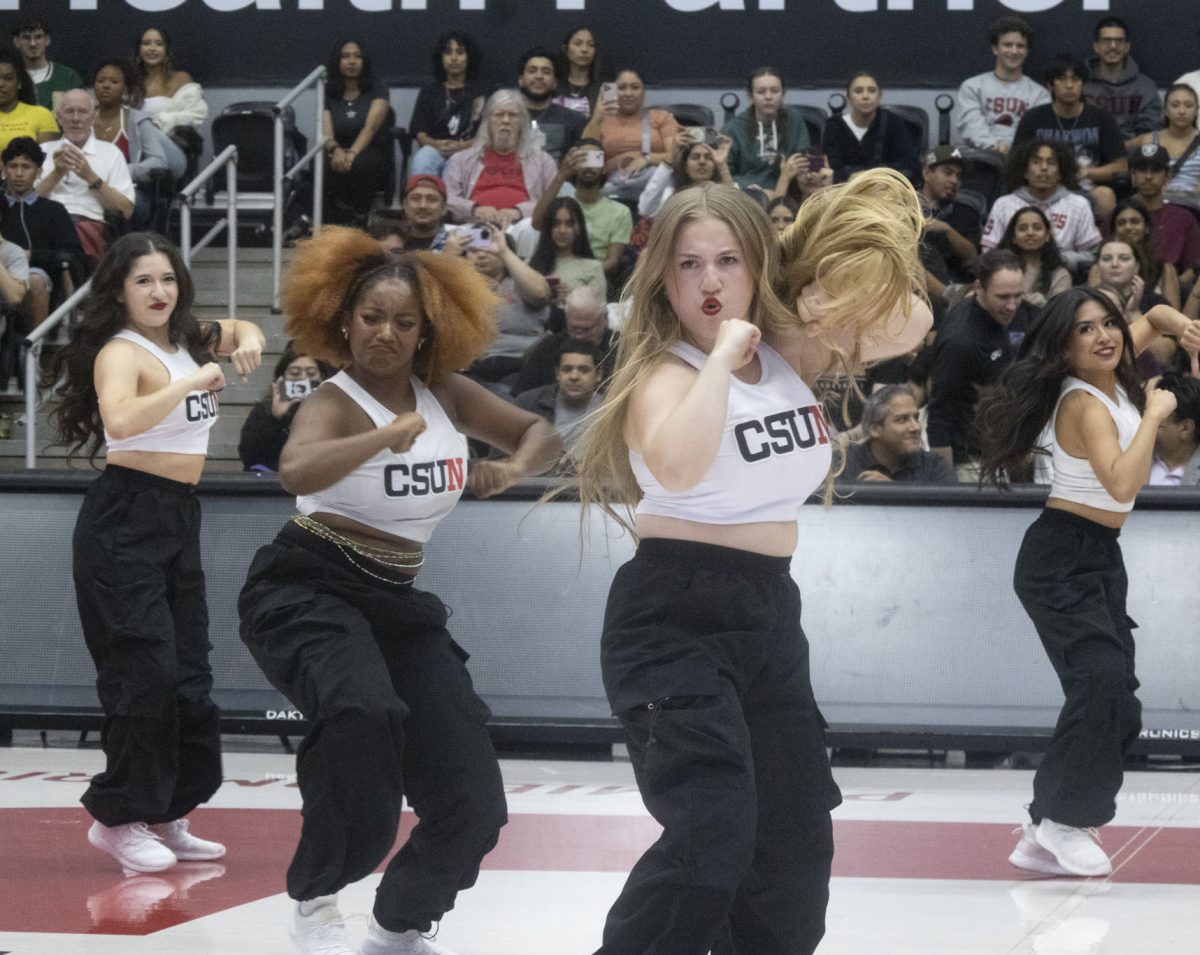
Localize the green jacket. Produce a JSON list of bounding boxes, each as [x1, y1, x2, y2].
[[720, 106, 811, 190]]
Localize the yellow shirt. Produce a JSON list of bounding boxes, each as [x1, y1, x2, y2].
[[0, 102, 59, 152]]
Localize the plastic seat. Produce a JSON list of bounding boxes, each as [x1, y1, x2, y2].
[[653, 103, 715, 129], [887, 104, 930, 155], [957, 148, 1006, 207], [792, 105, 828, 147]]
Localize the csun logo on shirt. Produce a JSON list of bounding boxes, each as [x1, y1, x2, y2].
[[185, 391, 219, 422], [734, 404, 829, 463], [384, 457, 466, 497]]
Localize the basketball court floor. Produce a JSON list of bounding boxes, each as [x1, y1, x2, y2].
[[1, 737, 1197, 954]]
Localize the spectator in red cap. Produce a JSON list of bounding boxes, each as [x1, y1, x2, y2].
[[400, 174, 452, 251]]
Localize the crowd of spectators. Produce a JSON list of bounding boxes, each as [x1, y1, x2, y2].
[[3, 12, 1199, 490]]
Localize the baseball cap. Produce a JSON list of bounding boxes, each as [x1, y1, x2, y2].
[[924, 145, 970, 170], [405, 174, 447, 197], [1129, 143, 1169, 170]]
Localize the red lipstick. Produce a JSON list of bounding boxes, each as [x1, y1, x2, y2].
[[702, 297, 721, 315]]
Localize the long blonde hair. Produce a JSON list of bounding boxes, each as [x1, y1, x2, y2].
[[570, 182, 793, 535], [778, 167, 926, 378]]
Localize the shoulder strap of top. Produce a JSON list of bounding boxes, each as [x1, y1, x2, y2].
[[667, 340, 706, 369], [871, 110, 888, 166], [1059, 376, 1120, 417], [1172, 132, 1200, 177], [111, 328, 177, 367], [323, 371, 393, 428]]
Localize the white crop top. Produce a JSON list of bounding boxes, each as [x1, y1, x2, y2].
[[103, 329, 217, 455], [296, 371, 467, 543], [1047, 377, 1142, 513], [632, 341, 832, 525]]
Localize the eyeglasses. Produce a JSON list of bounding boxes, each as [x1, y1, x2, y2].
[[1096, 37, 1128, 47]]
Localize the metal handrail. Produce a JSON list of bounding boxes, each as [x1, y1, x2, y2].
[[21, 278, 92, 469], [179, 144, 239, 319], [272, 65, 326, 312], [20, 146, 240, 469]]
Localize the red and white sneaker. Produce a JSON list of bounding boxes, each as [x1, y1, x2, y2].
[[149, 819, 226, 861]]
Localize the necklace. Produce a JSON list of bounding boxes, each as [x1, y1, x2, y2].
[[1054, 109, 1082, 134], [95, 109, 121, 137], [293, 515, 424, 575]]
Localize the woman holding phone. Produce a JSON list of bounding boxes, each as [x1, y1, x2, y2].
[[238, 344, 332, 472], [637, 132, 733, 219], [582, 68, 680, 201]]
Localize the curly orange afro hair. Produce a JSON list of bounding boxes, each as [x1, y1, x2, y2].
[[282, 226, 498, 387]]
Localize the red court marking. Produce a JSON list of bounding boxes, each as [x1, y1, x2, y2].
[[1, 808, 1198, 935]]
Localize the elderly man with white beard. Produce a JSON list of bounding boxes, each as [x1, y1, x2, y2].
[[443, 88, 558, 230]]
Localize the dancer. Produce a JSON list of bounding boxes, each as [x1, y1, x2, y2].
[[237, 227, 561, 955], [47, 232, 264, 872], [572, 171, 932, 954], [978, 289, 1200, 877]]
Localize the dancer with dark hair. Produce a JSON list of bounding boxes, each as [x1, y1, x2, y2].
[[573, 170, 932, 954], [978, 288, 1200, 876], [237, 227, 561, 955], [46, 232, 264, 872]]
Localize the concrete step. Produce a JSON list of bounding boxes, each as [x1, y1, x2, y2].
[[190, 246, 291, 311]]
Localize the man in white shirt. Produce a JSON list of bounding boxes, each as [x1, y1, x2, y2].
[[36, 89, 134, 264]]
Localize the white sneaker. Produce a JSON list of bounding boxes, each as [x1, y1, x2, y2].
[[291, 897, 360, 955], [1008, 823, 1070, 876], [1034, 819, 1113, 877], [88, 821, 177, 873], [149, 819, 226, 860], [361, 918, 458, 955]]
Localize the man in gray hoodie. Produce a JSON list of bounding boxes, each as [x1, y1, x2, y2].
[[1083, 16, 1162, 146]]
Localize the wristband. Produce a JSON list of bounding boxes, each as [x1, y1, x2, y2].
[[88, 177, 103, 191]]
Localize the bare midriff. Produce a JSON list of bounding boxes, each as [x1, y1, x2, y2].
[[636, 513, 798, 557], [1045, 496, 1128, 530], [306, 511, 425, 577], [107, 450, 206, 485]]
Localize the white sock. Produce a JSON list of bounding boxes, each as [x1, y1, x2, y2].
[[368, 919, 411, 941], [298, 895, 336, 917]]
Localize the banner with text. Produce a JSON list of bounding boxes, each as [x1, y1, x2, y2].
[[3, 1, 1193, 90]]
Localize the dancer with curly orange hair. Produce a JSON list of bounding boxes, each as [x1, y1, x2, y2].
[[238, 227, 562, 955]]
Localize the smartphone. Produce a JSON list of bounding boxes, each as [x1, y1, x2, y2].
[[546, 275, 561, 293], [599, 82, 617, 106], [686, 126, 719, 148], [460, 225, 494, 248], [580, 149, 606, 169], [803, 149, 826, 172], [280, 379, 314, 401]]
